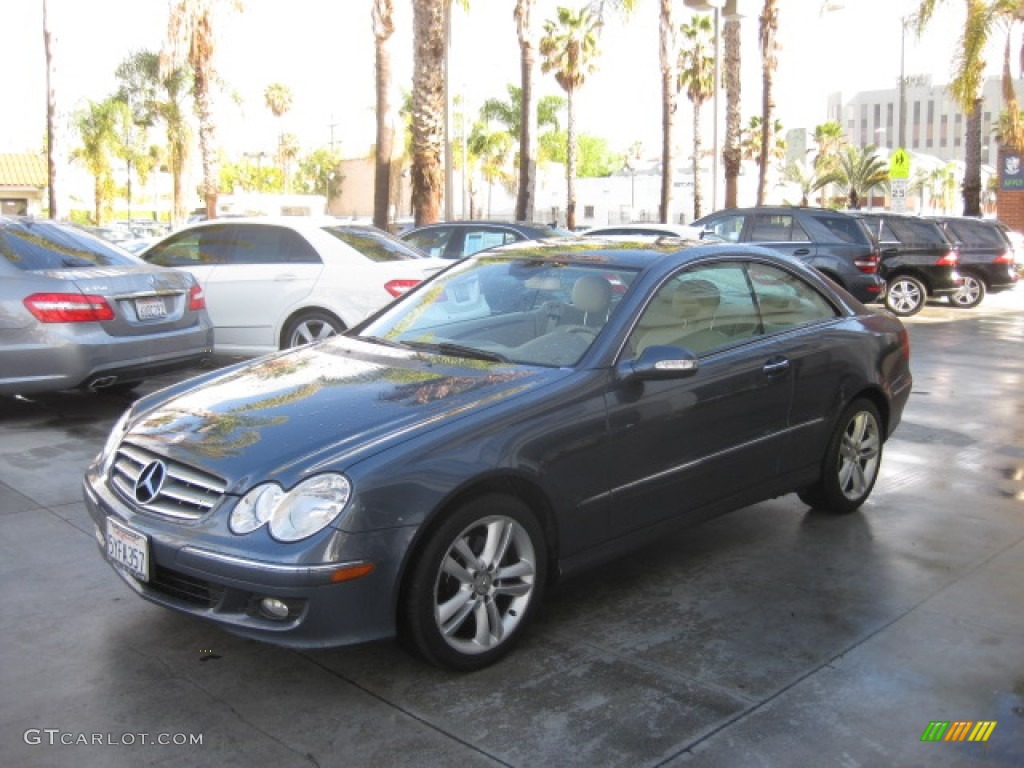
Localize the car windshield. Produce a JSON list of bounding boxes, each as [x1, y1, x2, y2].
[[322, 226, 424, 261], [0, 220, 139, 270], [356, 256, 639, 367]]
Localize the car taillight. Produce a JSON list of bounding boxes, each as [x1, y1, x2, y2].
[[854, 254, 880, 274], [23, 293, 115, 323], [385, 279, 420, 297], [188, 283, 206, 310], [898, 326, 910, 361], [994, 250, 1014, 264], [936, 249, 958, 266]]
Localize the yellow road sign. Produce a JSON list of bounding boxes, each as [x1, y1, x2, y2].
[[890, 148, 911, 179]]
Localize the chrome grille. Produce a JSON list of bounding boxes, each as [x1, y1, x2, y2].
[[111, 441, 227, 521]]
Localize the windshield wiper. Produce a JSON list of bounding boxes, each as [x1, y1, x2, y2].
[[403, 340, 509, 363], [359, 335, 408, 350]]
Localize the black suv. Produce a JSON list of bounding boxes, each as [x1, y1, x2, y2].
[[858, 213, 963, 316], [401, 221, 569, 260], [929, 216, 1020, 308], [692, 207, 885, 304]]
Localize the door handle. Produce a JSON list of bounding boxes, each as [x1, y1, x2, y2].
[[274, 273, 300, 281], [763, 358, 790, 375], [792, 248, 811, 256]]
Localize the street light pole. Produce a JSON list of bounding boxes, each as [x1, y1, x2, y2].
[[898, 15, 907, 149]]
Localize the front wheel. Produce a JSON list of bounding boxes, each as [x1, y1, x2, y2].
[[402, 495, 547, 671], [798, 398, 883, 514], [281, 310, 344, 349], [949, 274, 986, 309], [885, 276, 927, 316]]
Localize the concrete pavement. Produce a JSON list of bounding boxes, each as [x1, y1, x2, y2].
[[1, 290, 1022, 767]]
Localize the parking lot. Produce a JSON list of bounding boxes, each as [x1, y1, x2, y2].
[[1, 292, 1022, 768]]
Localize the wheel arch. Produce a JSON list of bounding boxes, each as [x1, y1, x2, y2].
[[277, 306, 346, 349]]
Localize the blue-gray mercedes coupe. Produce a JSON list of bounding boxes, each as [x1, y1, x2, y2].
[[84, 238, 912, 670]]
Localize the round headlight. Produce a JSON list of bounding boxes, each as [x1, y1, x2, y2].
[[229, 483, 283, 534], [269, 474, 352, 542]]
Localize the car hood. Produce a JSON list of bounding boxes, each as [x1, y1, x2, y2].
[[122, 337, 566, 490]]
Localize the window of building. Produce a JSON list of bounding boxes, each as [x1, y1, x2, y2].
[[940, 114, 948, 148], [912, 101, 921, 149], [926, 100, 934, 147]]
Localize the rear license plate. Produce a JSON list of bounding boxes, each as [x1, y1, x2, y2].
[[136, 297, 167, 320], [106, 517, 150, 582]]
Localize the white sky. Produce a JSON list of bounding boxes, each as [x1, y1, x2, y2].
[[0, 0, 1002, 160]]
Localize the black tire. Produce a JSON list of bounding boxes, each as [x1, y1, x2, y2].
[[948, 273, 986, 309], [884, 275, 927, 317], [281, 310, 344, 349], [798, 398, 883, 514], [402, 494, 547, 671]]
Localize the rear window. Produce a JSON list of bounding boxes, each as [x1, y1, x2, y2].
[[0, 220, 138, 270], [813, 214, 872, 245], [942, 219, 1007, 248], [324, 226, 421, 262]]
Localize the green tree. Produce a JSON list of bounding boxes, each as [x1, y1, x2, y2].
[[162, 0, 240, 220], [297, 147, 345, 200], [678, 14, 715, 220], [540, 131, 622, 177], [540, 5, 602, 229], [466, 119, 514, 218], [823, 144, 889, 210], [73, 98, 130, 225], [758, 0, 781, 205], [742, 116, 786, 170], [115, 50, 192, 228], [782, 159, 832, 207]]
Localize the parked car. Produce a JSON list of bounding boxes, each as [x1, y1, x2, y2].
[[929, 216, 1020, 308], [857, 212, 962, 316], [0, 216, 213, 396], [400, 220, 569, 259], [582, 222, 711, 240], [691, 206, 885, 305], [85, 239, 911, 671], [139, 217, 448, 356]]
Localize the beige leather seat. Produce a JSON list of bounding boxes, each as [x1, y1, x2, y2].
[[633, 279, 724, 354]]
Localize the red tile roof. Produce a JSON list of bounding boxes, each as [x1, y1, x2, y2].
[[0, 154, 47, 187]]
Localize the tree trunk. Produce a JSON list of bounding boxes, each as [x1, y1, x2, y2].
[[43, 0, 60, 219], [373, 0, 395, 230], [693, 100, 703, 220], [566, 86, 577, 230], [515, 0, 537, 222], [412, 0, 446, 226], [659, 0, 677, 224], [722, 18, 741, 209], [194, 64, 218, 220], [962, 97, 982, 215], [758, 0, 778, 206]]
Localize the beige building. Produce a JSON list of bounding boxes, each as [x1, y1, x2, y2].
[[0, 153, 47, 215]]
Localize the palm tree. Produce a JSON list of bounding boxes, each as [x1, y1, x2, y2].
[[411, 0, 449, 225], [540, 6, 601, 230], [162, 0, 238, 221], [678, 14, 715, 220], [480, 85, 564, 158], [658, 0, 679, 223], [264, 83, 293, 192], [742, 116, 786, 169], [757, 0, 780, 205], [782, 159, 832, 207], [514, 0, 538, 221], [722, 14, 742, 209], [824, 145, 889, 210], [467, 119, 515, 218], [74, 98, 130, 225], [43, 0, 60, 219], [373, 0, 396, 229]]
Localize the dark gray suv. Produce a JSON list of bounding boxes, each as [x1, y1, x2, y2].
[[692, 207, 885, 304]]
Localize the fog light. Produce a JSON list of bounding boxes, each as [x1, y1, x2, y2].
[[259, 598, 291, 620]]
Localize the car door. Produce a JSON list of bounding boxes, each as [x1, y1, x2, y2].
[[202, 223, 323, 350], [744, 212, 817, 262], [602, 261, 793, 539]]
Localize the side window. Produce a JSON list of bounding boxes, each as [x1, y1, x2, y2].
[[815, 214, 870, 245], [143, 225, 232, 267], [749, 214, 809, 242], [878, 220, 899, 243], [226, 225, 319, 265], [630, 263, 758, 356], [404, 228, 452, 259], [702, 214, 744, 243], [748, 263, 838, 333], [462, 228, 519, 257]]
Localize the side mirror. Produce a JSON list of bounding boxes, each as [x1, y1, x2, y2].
[[619, 345, 699, 382]]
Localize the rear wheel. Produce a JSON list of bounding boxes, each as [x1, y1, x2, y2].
[[402, 494, 546, 671], [798, 398, 883, 514], [281, 310, 343, 349], [885, 275, 927, 316], [949, 273, 985, 309]]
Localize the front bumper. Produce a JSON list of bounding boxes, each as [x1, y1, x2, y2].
[[83, 465, 414, 649]]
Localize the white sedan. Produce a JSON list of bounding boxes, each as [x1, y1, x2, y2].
[[140, 217, 448, 355]]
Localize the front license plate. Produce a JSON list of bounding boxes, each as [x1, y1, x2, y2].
[[135, 297, 167, 320], [106, 518, 150, 582]]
